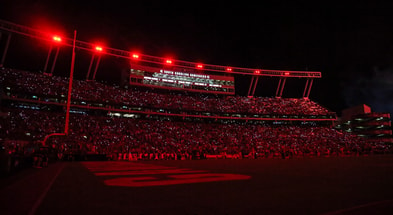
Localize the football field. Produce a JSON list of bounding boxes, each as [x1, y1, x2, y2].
[[1, 156, 393, 214]]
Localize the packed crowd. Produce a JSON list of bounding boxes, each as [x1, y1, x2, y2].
[[0, 68, 332, 116], [2, 68, 390, 160], [1, 109, 391, 160]]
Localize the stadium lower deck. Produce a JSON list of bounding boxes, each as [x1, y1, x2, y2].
[[1, 156, 393, 215]]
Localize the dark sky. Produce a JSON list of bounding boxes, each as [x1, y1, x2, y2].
[[2, 1, 393, 115]]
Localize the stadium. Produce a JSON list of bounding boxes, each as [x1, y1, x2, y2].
[[1, 19, 393, 214]]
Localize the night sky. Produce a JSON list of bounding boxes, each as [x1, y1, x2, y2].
[[2, 1, 393, 116]]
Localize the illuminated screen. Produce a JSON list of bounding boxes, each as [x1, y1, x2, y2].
[[130, 65, 235, 94]]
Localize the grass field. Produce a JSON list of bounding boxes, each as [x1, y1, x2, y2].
[[1, 155, 393, 214]]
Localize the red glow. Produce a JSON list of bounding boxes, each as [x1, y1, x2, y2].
[[132, 54, 139, 59], [84, 162, 251, 187], [95, 46, 103, 52], [165, 59, 173, 64], [197, 64, 203, 69], [255, 70, 260, 74], [226, 67, 232, 72], [53, 36, 62, 42], [284, 72, 290, 76]]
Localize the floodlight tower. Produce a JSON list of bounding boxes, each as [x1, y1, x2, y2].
[[86, 45, 103, 80], [131, 53, 140, 60], [248, 70, 261, 97], [43, 35, 62, 76], [302, 78, 314, 98], [129, 52, 140, 70], [275, 72, 290, 98]]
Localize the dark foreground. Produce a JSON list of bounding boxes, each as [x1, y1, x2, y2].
[[1, 156, 393, 215]]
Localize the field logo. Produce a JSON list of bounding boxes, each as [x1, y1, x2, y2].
[[84, 162, 251, 187]]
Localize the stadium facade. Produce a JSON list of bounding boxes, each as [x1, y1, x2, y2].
[[336, 104, 393, 144]]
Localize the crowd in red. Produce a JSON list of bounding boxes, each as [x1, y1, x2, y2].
[[1, 68, 332, 115], [1, 68, 391, 160], [1, 109, 391, 160]]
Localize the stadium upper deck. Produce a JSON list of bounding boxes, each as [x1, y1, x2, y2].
[[0, 68, 335, 122]]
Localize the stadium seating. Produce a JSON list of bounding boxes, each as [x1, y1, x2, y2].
[[1, 68, 391, 159], [0, 68, 333, 116], [1, 108, 391, 159]]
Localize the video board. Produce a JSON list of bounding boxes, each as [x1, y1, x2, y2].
[[130, 64, 235, 95]]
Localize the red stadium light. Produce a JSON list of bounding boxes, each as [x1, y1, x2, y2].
[[226, 67, 232, 72], [95, 46, 103, 52], [196, 64, 203, 69], [165, 59, 173, 64], [284, 72, 290, 76], [254, 70, 260, 74], [53, 36, 62, 43], [131, 53, 140, 59]]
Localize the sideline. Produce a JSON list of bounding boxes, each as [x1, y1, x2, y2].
[[28, 162, 66, 215]]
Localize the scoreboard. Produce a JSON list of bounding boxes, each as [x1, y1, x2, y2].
[[129, 64, 235, 95]]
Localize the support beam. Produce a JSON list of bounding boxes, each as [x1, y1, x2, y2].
[[303, 79, 310, 98], [86, 54, 95, 80], [275, 78, 282, 97], [0, 33, 12, 67], [306, 78, 314, 98], [91, 55, 101, 80], [251, 76, 259, 97], [49, 46, 60, 75], [247, 76, 255, 97], [43, 45, 53, 73], [278, 77, 287, 97]]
